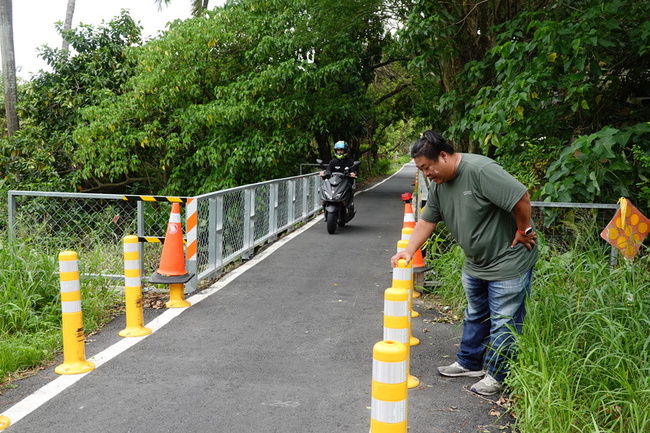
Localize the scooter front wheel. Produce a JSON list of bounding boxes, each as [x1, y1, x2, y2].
[[326, 210, 338, 234], [338, 209, 347, 227]]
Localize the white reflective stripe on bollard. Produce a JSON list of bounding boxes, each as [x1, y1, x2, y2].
[[370, 398, 407, 424], [384, 328, 409, 343], [61, 300, 82, 314], [384, 300, 409, 317], [373, 359, 407, 384]]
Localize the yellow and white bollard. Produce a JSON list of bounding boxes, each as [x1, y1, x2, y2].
[[55, 251, 95, 375], [396, 239, 409, 254], [392, 259, 420, 327], [0, 415, 10, 431], [400, 227, 413, 242], [370, 340, 408, 433], [398, 228, 421, 298], [384, 288, 419, 389], [119, 236, 152, 337]]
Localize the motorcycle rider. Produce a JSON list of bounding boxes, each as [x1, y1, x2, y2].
[[320, 141, 358, 179], [319, 140, 358, 220]]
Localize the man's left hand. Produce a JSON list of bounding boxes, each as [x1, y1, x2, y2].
[[511, 231, 537, 251]]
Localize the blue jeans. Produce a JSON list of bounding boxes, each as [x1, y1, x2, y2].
[[456, 268, 533, 382]]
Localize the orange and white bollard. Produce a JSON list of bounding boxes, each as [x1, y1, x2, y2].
[[0, 415, 10, 431], [55, 251, 95, 375], [384, 288, 419, 389], [401, 193, 416, 229], [119, 236, 152, 337], [393, 259, 420, 327], [370, 340, 408, 433]]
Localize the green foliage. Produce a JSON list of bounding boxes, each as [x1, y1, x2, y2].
[[541, 123, 650, 208], [0, 240, 122, 382], [424, 226, 650, 432], [436, 0, 650, 205], [68, 0, 395, 195], [510, 252, 650, 432], [3, 10, 142, 193]]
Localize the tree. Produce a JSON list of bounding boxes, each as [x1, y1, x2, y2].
[[4, 11, 141, 191], [154, 0, 210, 17], [438, 0, 650, 208], [61, 0, 76, 52], [67, 0, 398, 194], [0, 0, 19, 137], [399, 0, 549, 152]]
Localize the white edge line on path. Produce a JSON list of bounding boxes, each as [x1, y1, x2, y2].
[[1, 163, 412, 426]]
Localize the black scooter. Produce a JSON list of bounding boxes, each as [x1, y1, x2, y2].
[[317, 159, 360, 234]]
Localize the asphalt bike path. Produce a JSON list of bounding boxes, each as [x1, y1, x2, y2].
[[0, 163, 513, 432]]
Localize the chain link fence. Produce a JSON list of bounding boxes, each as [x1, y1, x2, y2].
[[7, 173, 322, 291], [5, 166, 637, 293]]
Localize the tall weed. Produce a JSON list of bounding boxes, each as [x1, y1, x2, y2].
[[422, 227, 649, 432], [510, 251, 650, 432], [0, 241, 122, 382]]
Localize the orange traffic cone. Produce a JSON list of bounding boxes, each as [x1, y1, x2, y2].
[[412, 248, 430, 274], [401, 192, 416, 229], [150, 203, 193, 308]]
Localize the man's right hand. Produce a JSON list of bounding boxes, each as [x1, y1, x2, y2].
[[390, 251, 413, 268]]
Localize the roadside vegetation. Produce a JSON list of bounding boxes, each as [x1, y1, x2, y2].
[[424, 228, 650, 432], [0, 240, 122, 383]]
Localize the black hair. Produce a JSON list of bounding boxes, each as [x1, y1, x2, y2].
[[410, 130, 455, 161]]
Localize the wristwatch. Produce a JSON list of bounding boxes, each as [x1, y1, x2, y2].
[[517, 227, 533, 236]]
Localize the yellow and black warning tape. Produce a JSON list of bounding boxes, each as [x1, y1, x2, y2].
[[121, 195, 189, 203], [137, 236, 164, 243], [137, 236, 186, 244]]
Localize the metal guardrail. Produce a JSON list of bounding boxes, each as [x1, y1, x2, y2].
[[7, 172, 322, 292], [6, 166, 627, 293]]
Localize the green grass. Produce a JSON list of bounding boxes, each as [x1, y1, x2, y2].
[[422, 235, 650, 432], [0, 240, 123, 383], [510, 252, 650, 432]]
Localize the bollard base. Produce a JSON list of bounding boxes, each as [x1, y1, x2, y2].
[[166, 283, 191, 308], [409, 336, 420, 346], [408, 374, 420, 389], [55, 361, 95, 375], [119, 326, 152, 337], [411, 310, 420, 318], [0, 415, 10, 431], [166, 299, 191, 308]]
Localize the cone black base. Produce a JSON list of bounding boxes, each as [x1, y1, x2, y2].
[[149, 271, 194, 284]]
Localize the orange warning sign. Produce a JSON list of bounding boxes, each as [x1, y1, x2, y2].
[[600, 198, 649, 260]]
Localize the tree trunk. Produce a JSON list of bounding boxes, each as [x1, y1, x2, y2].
[[433, 0, 531, 153], [62, 0, 76, 51], [314, 131, 331, 163], [0, 0, 19, 137]]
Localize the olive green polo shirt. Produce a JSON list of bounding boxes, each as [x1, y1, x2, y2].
[[420, 153, 538, 280]]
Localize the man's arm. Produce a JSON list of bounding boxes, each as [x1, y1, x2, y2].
[[511, 191, 537, 250], [390, 219, 437, 267]]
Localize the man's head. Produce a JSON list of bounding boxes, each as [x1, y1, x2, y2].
[[411, 131, 459, 184], [410, 130, 454, 161], [333, 141, 349, 160]]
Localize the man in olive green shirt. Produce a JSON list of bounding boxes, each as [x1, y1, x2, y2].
[[391, 130, 539, 395]]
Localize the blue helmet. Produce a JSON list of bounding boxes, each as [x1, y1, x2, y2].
[[333, 141, 349, 159]]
